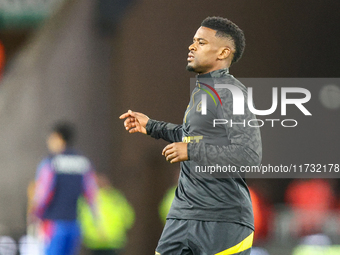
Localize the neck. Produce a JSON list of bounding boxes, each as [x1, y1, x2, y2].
[[197, 67, 229, 77], [199, 64, 230, 75]]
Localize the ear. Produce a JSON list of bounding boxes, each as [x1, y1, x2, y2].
[[218, 47, 231, 60]]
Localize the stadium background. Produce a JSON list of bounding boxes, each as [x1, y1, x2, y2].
[[0, 0, 339, 254]]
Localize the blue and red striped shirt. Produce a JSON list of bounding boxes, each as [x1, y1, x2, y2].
[[33, 149, 97, 220]]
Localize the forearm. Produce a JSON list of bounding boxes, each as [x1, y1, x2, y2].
[[146, 119, 183, 143], [188, 142, 262, 167]]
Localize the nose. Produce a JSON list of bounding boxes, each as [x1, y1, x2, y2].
[[188, 42, 196, 51]]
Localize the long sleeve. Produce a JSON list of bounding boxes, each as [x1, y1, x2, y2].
[[32, 159, 56, 219], [146, 119, 183, 143]]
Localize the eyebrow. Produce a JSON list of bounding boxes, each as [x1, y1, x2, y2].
[[193, 37, 208, 42]]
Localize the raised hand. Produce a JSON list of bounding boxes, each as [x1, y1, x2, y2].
[[119, 110, 149, 134]]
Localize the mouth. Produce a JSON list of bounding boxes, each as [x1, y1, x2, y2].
[[187, 52, 194, 61]]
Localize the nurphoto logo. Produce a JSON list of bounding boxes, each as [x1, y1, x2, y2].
[[198, 82, 312, 128]]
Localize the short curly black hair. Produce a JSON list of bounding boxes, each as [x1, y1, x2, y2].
[[52, 121, 76, 146], [201, 16, 245, 65]]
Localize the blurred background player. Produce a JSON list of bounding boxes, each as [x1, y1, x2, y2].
[[29, 121, 98, 255], [78, 173, 135, 255]]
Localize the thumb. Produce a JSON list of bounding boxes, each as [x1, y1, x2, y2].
[[128, 109, 135, 117]]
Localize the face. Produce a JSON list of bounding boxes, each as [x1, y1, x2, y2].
[[47, 132, 66, 154], [187, 26, 232, 74]]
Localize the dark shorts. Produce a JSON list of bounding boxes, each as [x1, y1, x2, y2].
[[155, 219, 254, 255]]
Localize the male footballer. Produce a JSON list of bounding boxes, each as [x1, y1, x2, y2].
[[120, 16, 262, 255]]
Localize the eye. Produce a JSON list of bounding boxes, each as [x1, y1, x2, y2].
[[199, 42, 205, 45]]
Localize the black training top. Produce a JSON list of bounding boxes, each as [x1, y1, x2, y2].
[[146, 68, 262, 230]]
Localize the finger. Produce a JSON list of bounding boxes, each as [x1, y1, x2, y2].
[[168, 153, 181, 164], [123, 117, 130, 126], [128, 109, 137, 118], [119, 110, 135, 119], [124, 117, 139, 130], [162, 144, 173, 155], [165, 148, 177, 161], [124, 118, 133, 130], [162, 146, 167, 155], [129, 127, 139, 133], [170, 157, 179, 164], [119, 112, 131, 119], [165, 151, 175, 162], [124, 117, 135, 126]]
